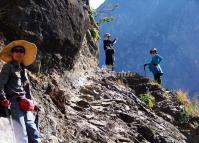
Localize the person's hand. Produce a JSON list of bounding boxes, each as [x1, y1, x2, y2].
[[32, 100, 41, 112], [17, 97, 39, 112], [34, 104, 41, 112], [1, 99, 11, 108]]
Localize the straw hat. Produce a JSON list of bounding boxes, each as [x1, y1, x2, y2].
[[0, 40, 37, 66]]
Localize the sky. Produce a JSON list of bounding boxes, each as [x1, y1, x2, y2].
[[90, 0, 106, 9]]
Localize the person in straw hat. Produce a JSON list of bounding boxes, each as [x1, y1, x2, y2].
[[0, 40, 41, 143]]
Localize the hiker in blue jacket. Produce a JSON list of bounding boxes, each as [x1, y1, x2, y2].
[[144, 48, 163, 84]]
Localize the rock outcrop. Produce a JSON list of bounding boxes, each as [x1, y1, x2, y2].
[[0, 0, 98, 72], [31, 71, 189, 143], [0, 0, 198, 143]]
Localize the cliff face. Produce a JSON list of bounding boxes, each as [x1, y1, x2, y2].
[[0, 1, 198, 143], [0, 0, 98, 72]]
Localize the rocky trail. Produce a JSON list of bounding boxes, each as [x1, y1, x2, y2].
[[28, 70, 197, 143]]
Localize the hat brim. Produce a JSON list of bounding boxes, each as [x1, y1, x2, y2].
[[0, 40, 37, 66]]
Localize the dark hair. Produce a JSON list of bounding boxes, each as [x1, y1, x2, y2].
[[150, 51, 157, 54], [150, 48, 157, 54]]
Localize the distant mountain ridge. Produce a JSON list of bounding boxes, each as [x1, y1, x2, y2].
[[98, 0, 199, 97]]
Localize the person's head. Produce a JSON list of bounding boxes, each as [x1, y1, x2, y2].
[[150, 48, 157, 56], [11, 46, 25, 63], [104, 33, 111, 40], [0, 40, 37, 66]]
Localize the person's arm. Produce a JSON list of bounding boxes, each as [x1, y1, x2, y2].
[[103, 40, 107, 50], [0, 64, 10, 100], [144, 62, 151, 70], [155, 55, 163, 65], [151, 55, 163, 66], [24, 70, 33, 100], [24, 83, 33, 100], [112, 39, 117, 45]]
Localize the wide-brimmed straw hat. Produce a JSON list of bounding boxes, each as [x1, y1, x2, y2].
[[0, 40, 37, 66]]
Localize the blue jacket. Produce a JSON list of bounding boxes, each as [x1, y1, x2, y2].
[[148, 54, 163, 75]]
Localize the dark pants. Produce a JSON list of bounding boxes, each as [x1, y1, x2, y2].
[[154, 73, 162, 84], [105, 49, 115, 69]]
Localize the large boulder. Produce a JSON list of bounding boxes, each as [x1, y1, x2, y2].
[[0, 0, 98, 72]]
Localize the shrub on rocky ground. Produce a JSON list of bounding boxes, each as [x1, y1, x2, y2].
[[139, 93, 155, 109]]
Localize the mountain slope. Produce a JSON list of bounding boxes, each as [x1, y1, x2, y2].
[[29, 70, 198, 142], [98, 0, 199, 96]]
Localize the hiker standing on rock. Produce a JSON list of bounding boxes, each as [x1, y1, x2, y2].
[[0, 40, 41, 143], [103, 33, 117, 71], [144, 48, 163, 84]]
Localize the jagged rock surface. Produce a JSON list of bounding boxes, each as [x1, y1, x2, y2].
[[119, 72, 199, 143], [30, 71, 188, 143]]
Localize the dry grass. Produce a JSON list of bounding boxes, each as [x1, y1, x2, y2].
[[176, 90, 190, 106], [191, 97, 199, 116], [176, 89, 199, 117]]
